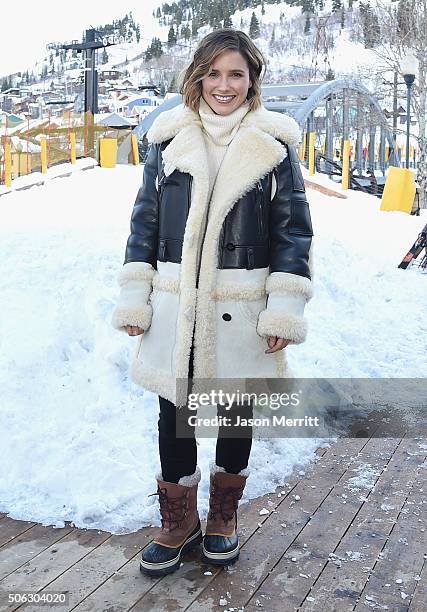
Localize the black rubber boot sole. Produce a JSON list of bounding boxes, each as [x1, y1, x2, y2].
[[201, 542, 240, 566], [139, 523, 203, 577]]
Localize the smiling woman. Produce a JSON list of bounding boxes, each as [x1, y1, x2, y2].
[[111, 27, 314, 576]]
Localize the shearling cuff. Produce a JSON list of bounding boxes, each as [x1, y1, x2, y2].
[[209, 460, 250, 478], [256, 271, 313, 345], [155, 466, 202, 487], [257, 309, 308, 344], [111, 261, 155, 333]]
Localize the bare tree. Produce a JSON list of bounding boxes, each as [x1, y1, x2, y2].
[[372, 0, 427, 208]]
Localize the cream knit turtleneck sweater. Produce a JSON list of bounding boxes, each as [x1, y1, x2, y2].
[[198, 95, 250, 203], [195, 95, 251, 278]]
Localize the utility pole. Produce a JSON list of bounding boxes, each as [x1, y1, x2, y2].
[[56, 29, 116, 157], [392, 70, 398, 145]]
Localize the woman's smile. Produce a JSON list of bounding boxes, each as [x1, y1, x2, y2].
[[212, 94, 236, 104]]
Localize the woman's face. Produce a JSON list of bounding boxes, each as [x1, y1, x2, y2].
[[201, 49, 253, 116]]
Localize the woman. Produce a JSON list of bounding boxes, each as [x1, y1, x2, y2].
[[111, 29, 314, 576]]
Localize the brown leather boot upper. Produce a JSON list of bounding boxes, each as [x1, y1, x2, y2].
[[205, 471, 248, 538], [150, 479, 200, 548]]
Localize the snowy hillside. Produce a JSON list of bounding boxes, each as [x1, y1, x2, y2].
[[6, 0, 403, 113], [0, 162, 425, 532]]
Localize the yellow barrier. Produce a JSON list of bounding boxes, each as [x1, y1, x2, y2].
[[41, 138, 47, 174], [11, 152, 32, 176], [70, 133, 76, 164], [380, 167, 416, 214], [100, 138, 117, 168], [308, 132, 315, 176], [131, 134, 139, 165], [300, 132, 307, 162], [342, 139, 350, 190], [4, 141, 11, 187]]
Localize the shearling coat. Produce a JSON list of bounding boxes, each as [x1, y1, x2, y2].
[[111, 102, 314, 405]]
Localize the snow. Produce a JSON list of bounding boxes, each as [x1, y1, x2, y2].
[[0, 161, 425, 533]]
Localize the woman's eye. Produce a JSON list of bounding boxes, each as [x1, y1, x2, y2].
[[208, 73, 242, 77]]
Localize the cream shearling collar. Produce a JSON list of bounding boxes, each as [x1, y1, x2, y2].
[[147, 100, 300, 146]]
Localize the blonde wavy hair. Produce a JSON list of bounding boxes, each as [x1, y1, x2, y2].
[[178, 29, 266, 112]]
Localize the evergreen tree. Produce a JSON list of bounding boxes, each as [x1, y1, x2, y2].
[[332, 0, 342, 12], [167, 25, 177, 47], [135, 24, 141, 43], [101, 48, 109, 64], [249, 12, 260, 38], [145, 45, 153, 62], [341, 6, 345, 29], [302, 0, 315, 13], [168, 74, 177, 93], [224, 11, 233, 28], [181, 24, 191, 40], [270, 24, 276, 44], [261, 1, 265, 16], [397, 0, 412, 39], [176, 7, 183, 26], [304, 14, 311, 34], [151, 37, 164, 58], [359, 2, 380, 48]]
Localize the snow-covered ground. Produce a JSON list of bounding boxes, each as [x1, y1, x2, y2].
[[0, 162, 425, 534]]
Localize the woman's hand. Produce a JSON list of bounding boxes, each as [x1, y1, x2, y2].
[[126, 325, 144, 336], [265, 336, 290, 353]]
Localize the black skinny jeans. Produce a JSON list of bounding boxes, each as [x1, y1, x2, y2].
[[158, 346, 253, 483]]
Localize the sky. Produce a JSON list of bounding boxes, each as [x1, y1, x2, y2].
[[1, 1, 161, 77]]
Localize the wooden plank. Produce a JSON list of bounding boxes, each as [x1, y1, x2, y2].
[[353, 454, 426, 611], [408, 555, 426, 611], [20, 528, 161, 612], [135, 437, 371, 611], [0, 518, 37, 548], [305, 179, 348, 199], [0, 523, 74, 581], [70, 527, 163, 612], [0, 528, 111, 611], [299, 437, 426, 611], [241, 436, 402, 611]]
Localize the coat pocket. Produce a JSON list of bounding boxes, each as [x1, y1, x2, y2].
[[238, 297, 267, 336], [138, 288, 179, 376]]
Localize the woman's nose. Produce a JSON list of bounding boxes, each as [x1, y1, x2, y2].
[[217, 76, 231, 90]]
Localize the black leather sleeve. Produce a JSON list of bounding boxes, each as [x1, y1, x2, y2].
[[124, 142, 159, 267], [269, 144, 313, 280]]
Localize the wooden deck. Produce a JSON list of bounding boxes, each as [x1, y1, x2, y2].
[[0, 418, 425, 611]]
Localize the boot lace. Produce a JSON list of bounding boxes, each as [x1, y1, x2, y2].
[[208, 483, 244, 523], [148, 486, 188, 532]]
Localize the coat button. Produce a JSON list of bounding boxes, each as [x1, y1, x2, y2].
[[226, 242, 235, 251], [222, 313, 232, 321]]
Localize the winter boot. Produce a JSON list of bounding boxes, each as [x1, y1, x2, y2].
[[202, 463, 249, 565], [140, 466, 202, 576]]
